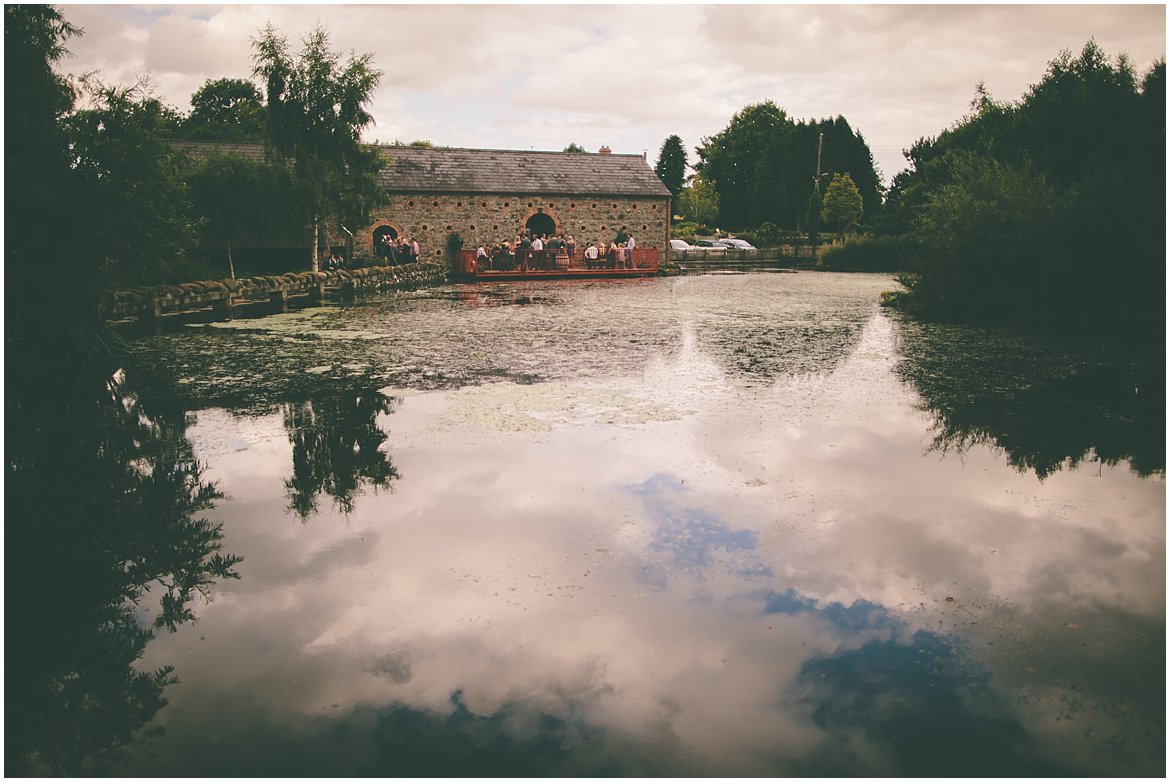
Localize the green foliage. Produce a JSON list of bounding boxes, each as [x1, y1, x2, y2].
[[678, 174, 720, 226], [883, 41, 1165, 336], [252, 22, 386, 270], [181, 77, 266, 141], [654, 134, 687, 199], [818, 234, 919, 272], [5, 5, 204, 366], [66, 80, 199, 287], [821, 173, 864, 236], [185, 150, 306, 275], [562, 142, 586, 153], [754, 221, 782, 246], [695, 101, 882, 230]]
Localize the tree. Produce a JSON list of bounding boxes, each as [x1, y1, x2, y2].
[[185, 150, 304, 277], [678, 174, 720, 226], [5, 5, 198, 363], [696, 101, 881, 231], [182, 77, 266, 141], [252, 22, 386, 271], [882, 41, 1165, 335], [821, 172, 864, 238], [562, 142, 586, 153], [654, 134, 687, 201], [66, 79, 198, 286]]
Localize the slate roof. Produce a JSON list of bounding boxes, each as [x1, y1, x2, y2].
[[377, 146, 670, 197], [171, 141, 671, 198]]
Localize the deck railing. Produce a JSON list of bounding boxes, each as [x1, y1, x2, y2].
[[458, 248, 658, 276]]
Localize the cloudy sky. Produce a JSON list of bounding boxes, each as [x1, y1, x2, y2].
[[57, 3, 1165, 184]]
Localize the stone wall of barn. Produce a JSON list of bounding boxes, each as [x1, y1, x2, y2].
[[325, 193, 670, 262]]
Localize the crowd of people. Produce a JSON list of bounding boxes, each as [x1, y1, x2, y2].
[[474, 226, 637, 271], [378, 233, 420, 265]]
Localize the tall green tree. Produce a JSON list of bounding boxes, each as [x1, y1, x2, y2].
[[562, 142, 586, 153], [654, 134, 688, 202], [5, 5, 197, 363], [885, 41, 1165, 335], [66, 79, 198, 285], [252, 22, 386, 271], [695, 101, 881, 232], [821, 172, 864, 238], [678, 174, 720, 226], [181, 77, 266, 141]]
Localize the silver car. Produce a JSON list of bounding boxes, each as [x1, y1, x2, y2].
[[692, 239, 728, 253]]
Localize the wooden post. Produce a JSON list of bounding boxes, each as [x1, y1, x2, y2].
[[270, 289, 289, 312]]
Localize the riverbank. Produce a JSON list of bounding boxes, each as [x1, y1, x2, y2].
[[105, 261, 448, 324]]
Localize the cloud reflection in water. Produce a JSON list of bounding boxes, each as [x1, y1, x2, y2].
[[112, 278, 1163, 776]]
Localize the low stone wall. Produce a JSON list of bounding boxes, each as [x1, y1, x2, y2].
[[106, 261, 449, 322]]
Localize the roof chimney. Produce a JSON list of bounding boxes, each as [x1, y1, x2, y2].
[[598, 146, 612, 156]]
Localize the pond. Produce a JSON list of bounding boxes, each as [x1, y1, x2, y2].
[[9, 272, 1164, 776]]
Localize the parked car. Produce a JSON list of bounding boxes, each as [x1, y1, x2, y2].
[[669, 238, 695, 252], [692, 238, 728, 252], [719, 238, 757, 251]]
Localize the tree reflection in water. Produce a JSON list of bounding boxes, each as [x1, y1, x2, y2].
[[5, 367, 242, 775], [281, 388, 402, 520], [896, 319, 1165, 479]]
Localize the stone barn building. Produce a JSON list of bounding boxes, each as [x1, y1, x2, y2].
[[357, 145, 671, 264], [175, 141, 671, 271]]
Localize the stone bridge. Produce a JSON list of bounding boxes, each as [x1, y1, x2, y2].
[[106, 262, 448, 323]]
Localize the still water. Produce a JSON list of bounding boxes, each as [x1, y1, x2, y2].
[[18, 272, 1166, 775]]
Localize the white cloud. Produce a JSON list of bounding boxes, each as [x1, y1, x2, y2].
[[55, 4, 1165, 182]]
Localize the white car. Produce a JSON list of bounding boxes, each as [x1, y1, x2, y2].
[[719, 238, 757, 251], [669, 239, 695, 252]]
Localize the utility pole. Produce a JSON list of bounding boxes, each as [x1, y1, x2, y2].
[[810, 131, 824, 259]]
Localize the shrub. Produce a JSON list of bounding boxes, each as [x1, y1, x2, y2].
[[817, 235, 919, 272]]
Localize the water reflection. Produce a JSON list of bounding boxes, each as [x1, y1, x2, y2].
[[104, 274, 1162, 777], [282, 388, 402, 520], [5, 368, 241, 775], [896, 318, 1165, 478]]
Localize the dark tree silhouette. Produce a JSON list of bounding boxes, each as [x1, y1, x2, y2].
[[282, 388, 402, 519]]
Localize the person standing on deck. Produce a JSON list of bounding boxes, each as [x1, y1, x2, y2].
[[566, 234, 576, 262], [410, 237, 420, 263], [625, 233, 636, 267], [615, 225, 629, 245], [584, 242, 598, 267]]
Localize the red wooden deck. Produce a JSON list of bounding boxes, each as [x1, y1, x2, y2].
[[456, 248, 659, 280]]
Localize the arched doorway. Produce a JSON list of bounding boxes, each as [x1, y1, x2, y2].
[[524, 212, 556, 239], [372, 225, 398, 258]]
